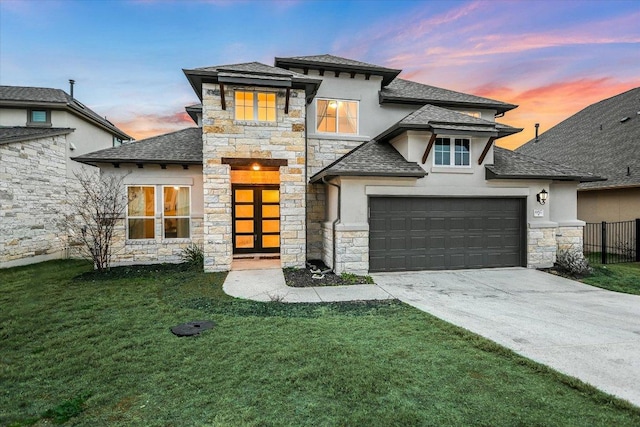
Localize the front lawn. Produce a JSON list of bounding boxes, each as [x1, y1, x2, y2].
[[1, 261, 639, 426], [582, 262, 640, 295]]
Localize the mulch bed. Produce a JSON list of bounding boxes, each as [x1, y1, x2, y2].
[[283, 260, 373, 288]]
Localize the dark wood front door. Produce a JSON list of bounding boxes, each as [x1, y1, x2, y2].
[[232, 185, 280, 254]]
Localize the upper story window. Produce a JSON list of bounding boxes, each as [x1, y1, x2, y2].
[[234, 91, 276, 122], [163, 186, 190, 239], [316, 99, 358, 134], [434, 137, 470, 167], [127, 186, 155, 239], [27, 109, 51, 127]]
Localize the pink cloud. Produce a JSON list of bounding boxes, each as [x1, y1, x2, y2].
[[115, 111, 195, 141]]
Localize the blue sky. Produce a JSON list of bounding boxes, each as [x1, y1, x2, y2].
[[1, 0, 639, 148]]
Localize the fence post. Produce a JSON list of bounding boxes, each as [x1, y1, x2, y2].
[[636, 218, 640, 262], [601, 221, 607, 264]]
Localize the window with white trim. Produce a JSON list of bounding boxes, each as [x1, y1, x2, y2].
[[434, 137, 470, 166], [316, 99, 358, 134], [127, 186, 155, 239], [163, 186, 190, 239], [234, 91, 276, 122]]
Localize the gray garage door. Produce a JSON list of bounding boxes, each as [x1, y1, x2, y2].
[[369, 197, 526, 272]]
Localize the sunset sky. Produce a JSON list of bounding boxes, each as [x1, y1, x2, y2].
[[1, 0, 639, 149]]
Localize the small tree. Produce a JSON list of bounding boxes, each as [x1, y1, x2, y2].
[[67, 168, 128, 271]]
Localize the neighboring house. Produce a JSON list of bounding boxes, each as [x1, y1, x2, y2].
[[0, 85, 132, 268], [74, 54, 599, 274], [517, 87, 640, 223]]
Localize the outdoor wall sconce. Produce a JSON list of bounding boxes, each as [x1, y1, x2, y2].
[[251, 163, 261, 171], [536, 189, 548, 205]]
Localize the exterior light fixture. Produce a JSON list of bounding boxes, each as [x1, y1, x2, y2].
[[252, 163, 261, 171], [536, 189, 548, 205], [328, 101, 338, 109]]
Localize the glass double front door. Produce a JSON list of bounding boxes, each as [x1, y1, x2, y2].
[[233, 186, 280, 253]]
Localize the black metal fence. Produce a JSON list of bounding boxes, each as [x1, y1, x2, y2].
[[584, 219, 640, 264]]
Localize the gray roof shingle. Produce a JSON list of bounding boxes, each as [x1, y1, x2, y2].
[[375, 104, 521, 141], [0, 126, 74, 145], [487, 147, 603, 182], [192, 62, 304, 78], [72, 127, 202, 165], [380, 78, 517, 113], [309, 140, 426, 182], [0, 86, 131, 140], [516, 87, 640, 190]]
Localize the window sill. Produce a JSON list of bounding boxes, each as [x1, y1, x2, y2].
[[430, 166, 473, 174], [233, 120, 277, 126], [307, 133, 369, 142]]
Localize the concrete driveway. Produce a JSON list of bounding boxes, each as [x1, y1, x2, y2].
[[372, 267, 640, 407]]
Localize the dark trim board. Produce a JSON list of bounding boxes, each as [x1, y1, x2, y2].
[[368, 196, 526, 272]]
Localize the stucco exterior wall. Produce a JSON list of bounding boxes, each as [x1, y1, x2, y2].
[[578, 187, 640, 223], [201, 83, 307, 271], [0, 134, 68, 268]]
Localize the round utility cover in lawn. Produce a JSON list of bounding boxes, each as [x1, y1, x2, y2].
[[171, 321, 215, 337]]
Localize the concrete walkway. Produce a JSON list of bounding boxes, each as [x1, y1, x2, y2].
[[223, 259, 393, 302]]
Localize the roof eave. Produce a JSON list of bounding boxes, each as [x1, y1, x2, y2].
[[486, 168, 604, 183], [0, 128, 75, 145], [310, 170, 426, 184], [71, 157, 203, 167], [275, 57, 401, 86], [379, 94, 518, 114]]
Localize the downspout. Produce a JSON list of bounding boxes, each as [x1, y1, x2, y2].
[[304, 99, 309, 261], [321, 176, 340, 273]]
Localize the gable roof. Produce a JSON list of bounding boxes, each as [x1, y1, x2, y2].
[[379, 78, 517, 114], [182, 62, 322, 103], [375, 103, 522, 141], [0, 86, 131, 140], [0, 126, 74, 145], [309, 140, 427, 183], [516, 87, 640, 190], [275, 54, 401, 86], [72, 127, 202, 166], [487, 147, 603, 182]]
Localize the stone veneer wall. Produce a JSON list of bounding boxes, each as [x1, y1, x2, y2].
[[202, 84, 307, 271], [334, 225, 368, 275], [556, 226, 585, 254], [109, 217, 204, 266], [527, 225, 557, 268], [305, 137, 368, 260], [0, 134, 69, 268]]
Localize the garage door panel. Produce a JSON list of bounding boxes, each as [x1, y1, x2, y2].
[[369, 197, 525, 272]]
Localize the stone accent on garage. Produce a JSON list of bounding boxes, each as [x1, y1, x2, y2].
[[305, 136, 369, 260], [334, 224, 368, 275], [527, 223, 558, 268], [0, 134, 68, 268], [201, 83, 307, 271]]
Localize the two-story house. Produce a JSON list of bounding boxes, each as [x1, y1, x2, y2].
[[0, 85, 131, 268], [73, 55, 599, 273]]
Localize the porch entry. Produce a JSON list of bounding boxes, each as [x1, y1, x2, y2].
[[232, 185, 280, 254]]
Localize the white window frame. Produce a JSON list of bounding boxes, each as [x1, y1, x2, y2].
[[316, 98, 359, 135], [162, 185, 191, 239], [234, 90, 277, 123], [126, 185, 156, 240], [433, 137, 471, 168]]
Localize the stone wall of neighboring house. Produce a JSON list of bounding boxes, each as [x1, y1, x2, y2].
[[0, 135, 68, 268], [201, 84, 307, 272]]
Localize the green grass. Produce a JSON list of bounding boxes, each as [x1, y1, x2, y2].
[[582, 262, 640, 295], [2, 261, 640, 426]]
